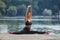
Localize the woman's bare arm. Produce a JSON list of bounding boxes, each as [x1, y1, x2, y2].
[[24, 5, 32, 22], [24, 8, 28, 22], [29, 5, 32, 18]]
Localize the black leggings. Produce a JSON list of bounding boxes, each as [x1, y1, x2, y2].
[[12, 31, 46, 34], [11, 27, 46, 34]]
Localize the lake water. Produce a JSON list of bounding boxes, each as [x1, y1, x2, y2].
[[0, 18, 60, 35]]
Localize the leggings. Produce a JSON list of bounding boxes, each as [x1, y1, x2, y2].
[[11, 27, 45, 34]]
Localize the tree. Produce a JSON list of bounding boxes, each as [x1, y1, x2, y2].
[[0, 0, 6, 9], [43, 8, 52, 16], [17, 4, 26, 16], [0, 12, 2, 16], [0, 0, 6, 16], [7, 6, 17, 16]]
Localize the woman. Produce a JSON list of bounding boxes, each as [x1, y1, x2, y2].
[[23, 5, 32, 31], [9, 5, 32, 34], [9, 5, 46, 34]]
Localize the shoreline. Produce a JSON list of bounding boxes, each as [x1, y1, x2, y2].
[[0, 34, 60, 40]]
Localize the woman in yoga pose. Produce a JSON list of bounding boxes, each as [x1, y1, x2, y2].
[[9, 5, 32, 34], [9, 5, 46, 34], [23, 5, 32, 31]]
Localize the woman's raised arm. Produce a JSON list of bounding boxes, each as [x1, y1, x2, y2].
[[29, 5, 32, 18], [24, 8, 28, 22]]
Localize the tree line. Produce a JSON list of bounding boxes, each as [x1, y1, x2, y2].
[[0, 0, 60, 17]]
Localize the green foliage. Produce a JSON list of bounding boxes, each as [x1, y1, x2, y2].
[[7, 6, 17, 16], [0, 0, 6, 16], [0, 0, 6, 8], [17, 4, 26, 10], [0, 0, 60, 16], [0, 12, 2, 16], [43, 9, 52, 16], [17, 4, 26, 16]]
